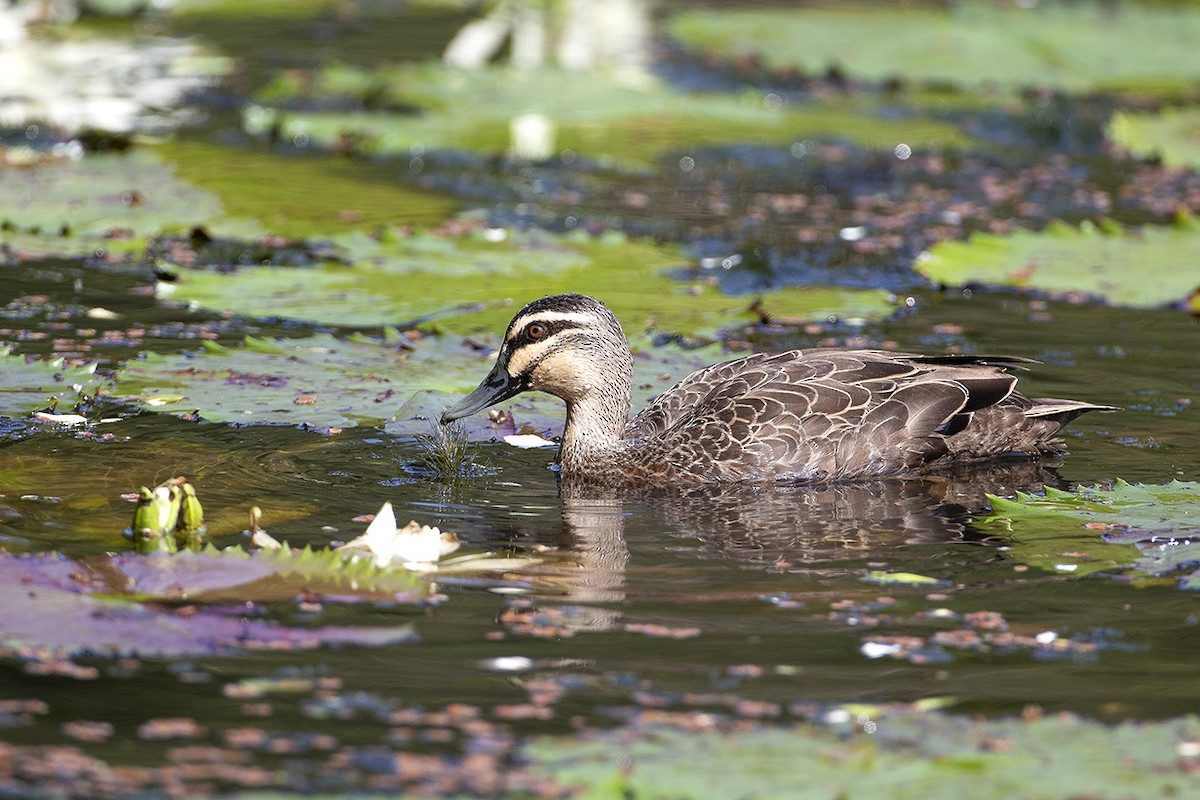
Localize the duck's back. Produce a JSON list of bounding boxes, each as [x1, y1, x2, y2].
[[620, 349, 1105, 484]]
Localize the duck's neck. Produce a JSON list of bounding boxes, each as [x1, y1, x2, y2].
[[558, 380, 632, 474]]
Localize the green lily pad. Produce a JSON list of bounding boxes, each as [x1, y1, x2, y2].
[[669, 3, 1200, 95], [527, 711, 1200, 800], [112, 333, 426, 430], [162, 226, 898, 335], [915, 215, 1200, 308], [245, 63, 973, 167], [984, 480, 1200, 584], [0, 151, 222, 240], [105, 543, 427, 603], [0, 346, 107, 415], [1109, 108, 1200, 171], [110, 330, 752, 440], [157, 140, 461, 236]]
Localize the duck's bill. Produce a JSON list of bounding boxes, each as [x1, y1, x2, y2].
[[441, 363, 527, 424]]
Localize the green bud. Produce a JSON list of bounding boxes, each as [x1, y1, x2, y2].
[[131, 485, 178, 554], [175, 480, 207, 551]]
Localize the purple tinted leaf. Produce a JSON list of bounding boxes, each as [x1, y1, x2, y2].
[[0, 552, 417, 658]]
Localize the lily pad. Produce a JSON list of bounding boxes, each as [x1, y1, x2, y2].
[[0, 346, 106, 415], [0, 551, 418, 660], [1109, 108, 1200, 171], [162, 226, 898, 335], [245, 63, 973, 167], [528, 711, 1200, 800], [104, 543, 427, 603], [984, 480, 1200, 585], [0, 151, 223, 260], [156, 140, 461, 237], [669, 3, 1200, 95], [915, 215, 1200, 308], [110, 330, 743, 439]]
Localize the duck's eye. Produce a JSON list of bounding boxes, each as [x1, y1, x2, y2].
[[527, 323, 548, 340]]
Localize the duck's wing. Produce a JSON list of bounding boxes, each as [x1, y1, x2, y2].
[[626, 351, 813, 440], [944, 394, 1119, 459], [627, 350, 1026, 483]]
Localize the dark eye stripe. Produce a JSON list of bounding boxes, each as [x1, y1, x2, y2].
[[513, 319, 585, 346]]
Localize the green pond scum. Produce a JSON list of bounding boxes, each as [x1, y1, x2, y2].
[[2, 0, 1200, 796]]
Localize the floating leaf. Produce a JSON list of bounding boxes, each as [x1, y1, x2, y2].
[[915, 216, 1200, 308], [0, 551, 418, 659], [162, 226, 898, 336], [527, 710, 1200, 799], [104, 542, 427, 603], [157, 140, 459, 236], [669, 4, 1200, 95], [110, 327, 762, 439], [0, 347, 106, 416], [984, 480, 1200, 585], [0, 152, 222, 242], [245, 63, 973, 168], [1109, 108, 1200, 171]]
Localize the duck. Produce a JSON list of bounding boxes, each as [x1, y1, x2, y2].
[[440, 293, 1116, 486]]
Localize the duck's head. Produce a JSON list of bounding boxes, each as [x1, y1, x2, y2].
[[441, 293, 631, 424]]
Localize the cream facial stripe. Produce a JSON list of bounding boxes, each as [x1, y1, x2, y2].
[[504, 320, 593, 377]]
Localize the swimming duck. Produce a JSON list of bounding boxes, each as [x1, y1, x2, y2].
[[441, 293, 1115, 486]]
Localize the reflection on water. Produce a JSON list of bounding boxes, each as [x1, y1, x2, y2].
[[548, 459, 1072, 630]]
